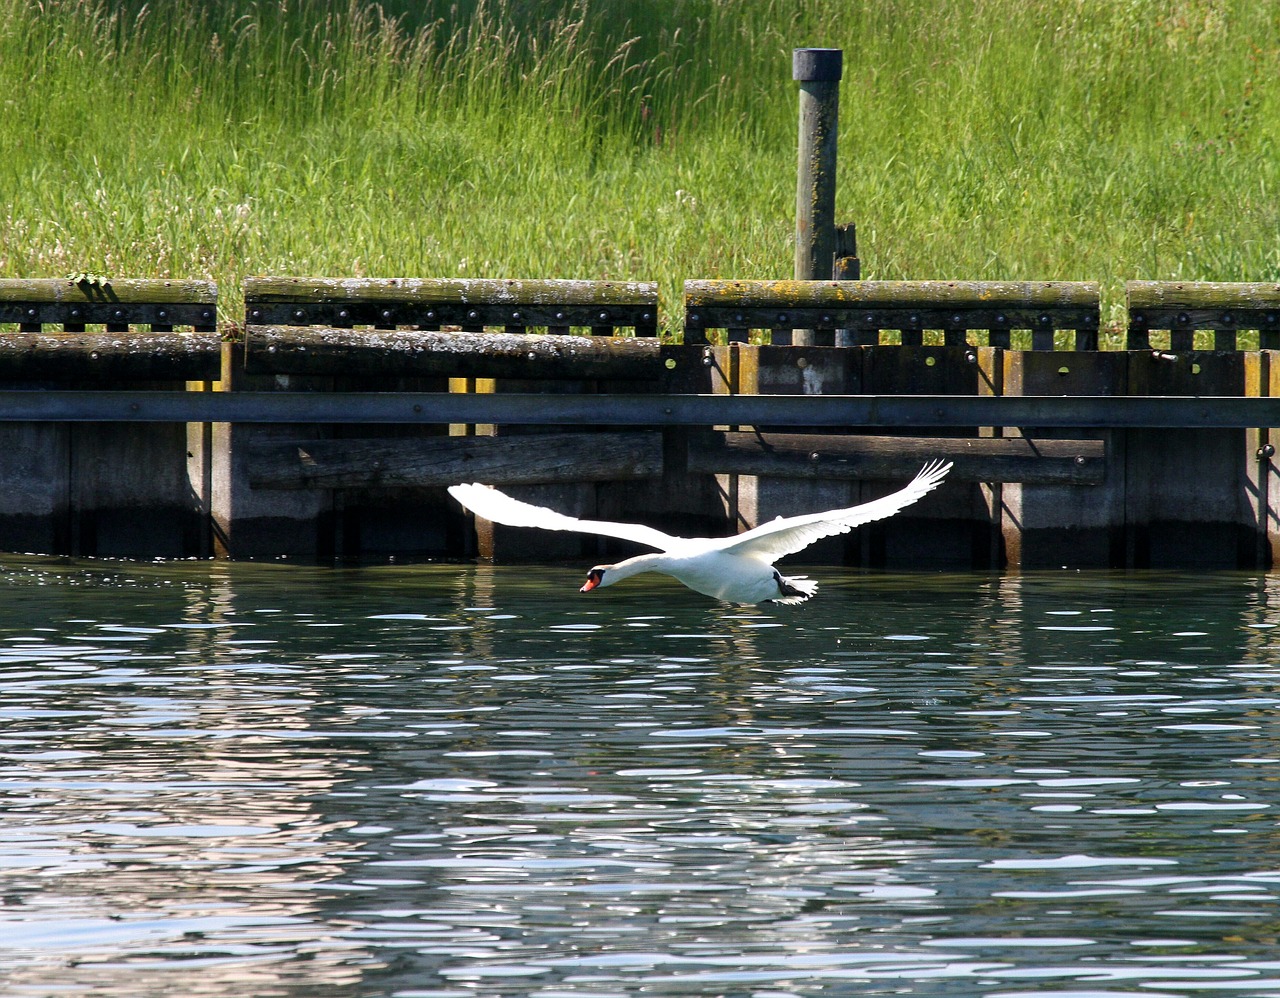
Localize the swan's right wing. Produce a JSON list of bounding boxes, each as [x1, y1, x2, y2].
[[448, 483, 686, 552], [713, 459, 953, 561]]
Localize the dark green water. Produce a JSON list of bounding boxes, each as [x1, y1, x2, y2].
[[2, 557, 1279, 996]]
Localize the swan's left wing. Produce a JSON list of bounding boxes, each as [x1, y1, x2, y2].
[[712, 460, 953, 561], [448, 483, 687, 551]]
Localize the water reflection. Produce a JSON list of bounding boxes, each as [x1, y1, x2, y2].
[[1, 558, 1279, 995]]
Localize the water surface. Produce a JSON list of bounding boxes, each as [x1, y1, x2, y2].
[[2, 558, 1279, 996]]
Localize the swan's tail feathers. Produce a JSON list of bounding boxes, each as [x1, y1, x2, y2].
[[772, 573, 818, 605]]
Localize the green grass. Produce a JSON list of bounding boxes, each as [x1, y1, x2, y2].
[[2, 0, 1279, 339]]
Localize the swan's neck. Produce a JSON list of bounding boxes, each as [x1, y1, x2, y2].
[[600, 553, 670, 587]]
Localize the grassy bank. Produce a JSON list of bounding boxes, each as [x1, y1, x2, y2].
[[2, 0, 1278, 338]]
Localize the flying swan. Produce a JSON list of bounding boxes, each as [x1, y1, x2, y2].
[[448, 460, 952, 605]]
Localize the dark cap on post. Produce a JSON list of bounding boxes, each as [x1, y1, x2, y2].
[[793, 48, 843, 82]]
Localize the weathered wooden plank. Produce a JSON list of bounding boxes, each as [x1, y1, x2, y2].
[[687, 281, 1097, 323], [1127, 281, 1280, 323], [0, 331, 221, 380], [0, 282, 216, 330], [692, 307, 1098, 336], [0, 278, 217, 305], [245, 276, 658, 307], [0, 279, 217, 328], [247, 431, 663, 489], [687, 279, 1099, 309], [692, 431, 1104, 483], [244, 325, 664, 379], [1127, 281, 1280, 349], [684, 280, 1100, 346], [7, 390, 1280, 428], [243, 276, 659, 331]]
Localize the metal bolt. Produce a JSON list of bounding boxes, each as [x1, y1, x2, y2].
[[1177, 312, 1190, 325], [555, 312, 566, 321], [1074, 455, 1086, 466], [112, 308, 124, 321], [777, 313, 789, 324], [25, 307, 36, 318], [1258, 443, 1276, 460], [995, 313, 1007, 325], [384, 309, 396, 322], [293, 309, 306, 321], [251, 309, 262, 321], [965, 350, 977, 364], [512, 311, 522, 322], [1221, 313, 1233, 325], [951, 314, 962, 325], [598, 311, 610, 323], [157, 308, 168, 321], [338, 309, 350, 320], [1038, 313, 1051, 326]]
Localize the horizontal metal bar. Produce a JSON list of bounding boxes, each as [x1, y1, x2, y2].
[[3, 390, 1280, 428]]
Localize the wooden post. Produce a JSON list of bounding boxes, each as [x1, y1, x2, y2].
[[793, 47, 842, 346]]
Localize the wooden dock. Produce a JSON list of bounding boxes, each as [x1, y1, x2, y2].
[[3, 275, 1280, 569]]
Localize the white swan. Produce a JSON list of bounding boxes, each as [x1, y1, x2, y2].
[[449, 460, 952, 604]]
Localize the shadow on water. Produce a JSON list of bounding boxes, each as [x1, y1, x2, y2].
[[2, 556, 1280, 996]]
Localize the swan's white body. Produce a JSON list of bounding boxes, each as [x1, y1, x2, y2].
[[448, 459, 952, 604]]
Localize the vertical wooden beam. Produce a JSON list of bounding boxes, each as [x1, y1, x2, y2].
[[976, 345, 1006, 568], [1249, 350, 1278, 567], [1125, 351, 1250, 567], [859, 344, 979, 567], [1000, 351, 1127, 568], [793, 47, 842, 347]]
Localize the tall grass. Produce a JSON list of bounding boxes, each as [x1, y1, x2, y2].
[[1, 0, 1278, 337]]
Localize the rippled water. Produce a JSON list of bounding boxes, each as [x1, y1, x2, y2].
[[2, 557, 1279, 997]]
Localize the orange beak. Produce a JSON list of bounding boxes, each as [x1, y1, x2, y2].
[[580, 576, 600, 593]]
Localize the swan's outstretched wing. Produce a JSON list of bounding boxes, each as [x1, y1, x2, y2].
[[448, 483, 688, 552], [712, 460, 953, 561]]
